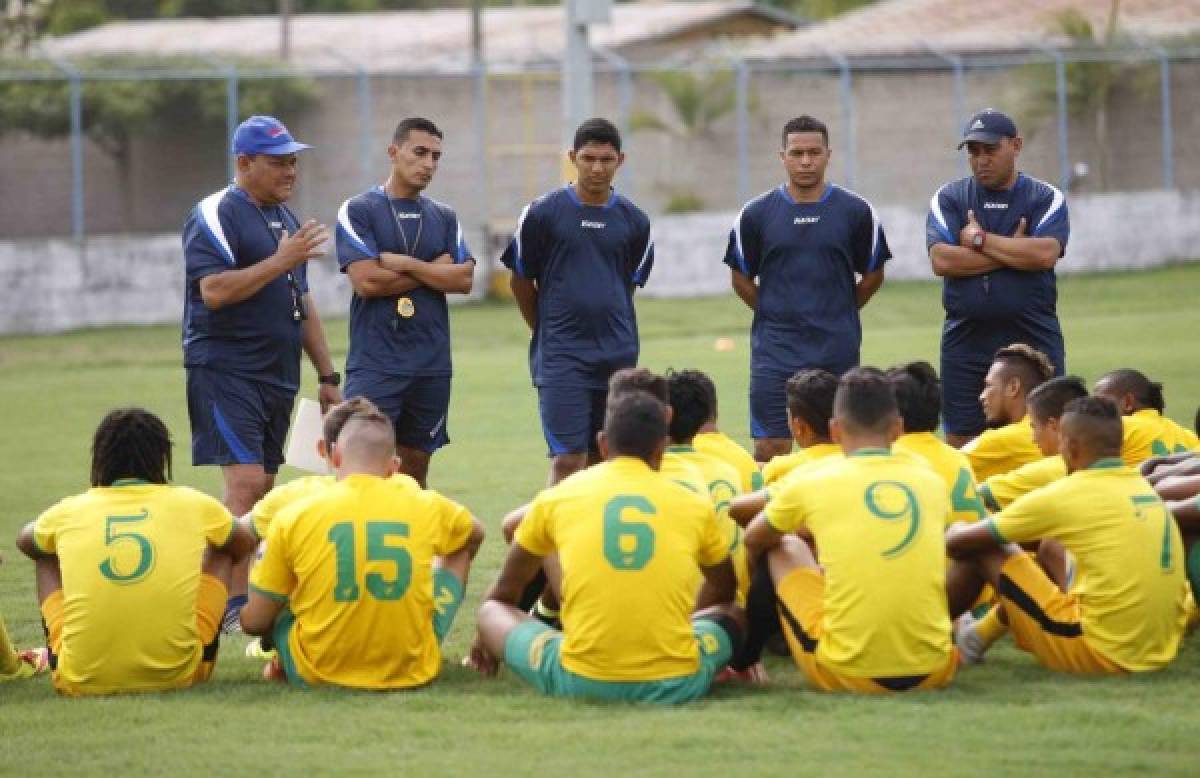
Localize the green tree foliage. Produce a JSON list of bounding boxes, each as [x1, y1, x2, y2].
[[761, 0, 877, 20], [630, 69, 740, 140]]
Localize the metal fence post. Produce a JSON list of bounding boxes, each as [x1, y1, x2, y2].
[[735, 59, 750, 206], [1035, 43, 1071, 191], [1155, 47, 1174, 189], [225, 67, 239, 181], [827, 51, 856, 189], [924, 43, 967, 175], [45, 57, 85, 243], [595, 48, 633, 197]]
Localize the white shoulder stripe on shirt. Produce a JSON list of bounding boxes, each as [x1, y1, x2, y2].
[[196, 186, 235, 266], [337, 199, 373, 256]]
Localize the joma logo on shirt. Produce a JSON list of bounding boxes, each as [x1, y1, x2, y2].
[[395, 212, 421, 219], [794, 216, 820, 225], [983, 202, 1008, 209], [581, 220, 606, 229]]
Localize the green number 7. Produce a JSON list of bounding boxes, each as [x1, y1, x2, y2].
[[99, 510, 155, 584], [1130, 495, 1174, 571]]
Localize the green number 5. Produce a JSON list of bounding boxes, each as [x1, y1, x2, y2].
[[864, 481, 921, 559], [327, 521, 413, 602], [99, 510, 155, 584], [603, 496, 656, 571]]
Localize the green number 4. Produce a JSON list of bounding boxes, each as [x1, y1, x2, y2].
[[603, 496, 656, 571], [327, 521, 413, 602], [864, 481, 921, 559], [951, 468, 988, 521], [99, 510, 155, 584], [1130, 495, 1174, 571]]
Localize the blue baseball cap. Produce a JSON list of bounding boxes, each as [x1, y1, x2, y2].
[[231, 115, 312, 156], [957, 108, 1018, 149]]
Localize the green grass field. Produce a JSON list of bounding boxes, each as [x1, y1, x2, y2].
[[1, 265, 1198, 775]]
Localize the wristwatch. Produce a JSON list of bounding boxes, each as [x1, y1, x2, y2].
[[318, 372, 341, 387], [971, 230, 986, 251]]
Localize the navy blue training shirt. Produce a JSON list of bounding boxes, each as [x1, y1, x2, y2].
[[336, 188, 471, 377], [499, 185, 654, 389], [723, 184, 891, 377], [926, 173, 1069, 335], [182, 185, 309, 391]]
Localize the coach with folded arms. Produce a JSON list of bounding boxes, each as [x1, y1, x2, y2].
[[181, 115, 341, 630], [926, 109, 1069, 447]]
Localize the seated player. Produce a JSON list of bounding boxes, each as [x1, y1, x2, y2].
[[729, 369, 842, 526], [887, 361, 987, 525], [0, 554, 49, 683], [977, 376, 1089, 512], [735, 368, 957, 693], [241, 408, 484, 689], [688, 370, 763, 493], [665, 369, 749, 606], [947, 397, 1188, 674], [962, 343, 1055, 480], [761, 370, 842, 487], [245, 396, 384, 542], [1165, 493, 1200, 603], [1094, 368, 1200, 460], [471, 391, 745, 704], [15, 408, 256, 696]]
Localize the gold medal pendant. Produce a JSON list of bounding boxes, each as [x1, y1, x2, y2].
[[397, 297, 416, 318]]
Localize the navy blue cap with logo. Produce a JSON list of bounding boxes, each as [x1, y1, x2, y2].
[[957, 109, 1018, 149], [231, 115, 312, 156]]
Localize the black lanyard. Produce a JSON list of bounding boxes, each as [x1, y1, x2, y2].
[[233, 185, 307, 322]]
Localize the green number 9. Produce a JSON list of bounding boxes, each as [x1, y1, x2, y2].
[[864, 481, 921, 559], [603, 495, 656, 571]]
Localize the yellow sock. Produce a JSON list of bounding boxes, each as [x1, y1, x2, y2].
[[0, 616, 18, 675], [975, 605, 1009, 646]]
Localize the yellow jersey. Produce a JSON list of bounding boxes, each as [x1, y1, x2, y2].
[[765, 444, 843, 499], [251, 474, 473, 690], [894, 432, 987, 526], [981, 456, 1065, 511], [515, 456, 728, 682], [988, 459, 1188, 671], [694, 430, 763, 492], [249, 475, 333, 540], [32, 481, 234, 695], [765, 449, 954, 678], [667, 444, 747, 601], [963, 415, 1042, 481], [762, 442, 843, 486], [659, 452, 709, 497], [1122, 409, 1200, 463]]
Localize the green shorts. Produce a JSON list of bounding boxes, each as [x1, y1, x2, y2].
[[503, 618, 733, 704], [271, 569, 465, 688]]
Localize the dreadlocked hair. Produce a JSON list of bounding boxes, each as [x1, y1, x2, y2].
[[90, 408, 173, 487]]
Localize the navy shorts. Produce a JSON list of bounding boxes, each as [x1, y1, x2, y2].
[[345, 370, 451, 454], [187, 367, 295, 474], [941, 334, 1065, 437], [749, 372, 790, 440], [538, 385, 607, 456]]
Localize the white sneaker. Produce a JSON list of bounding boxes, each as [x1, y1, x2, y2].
[[955, 612, 988, 665], [244, 638, 276, 661]]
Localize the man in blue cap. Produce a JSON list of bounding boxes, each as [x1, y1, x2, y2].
[[926, 108, 1070, 447], [181, 115, 341, 631]]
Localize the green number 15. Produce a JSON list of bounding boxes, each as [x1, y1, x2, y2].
[[327, 521, 413, 602]]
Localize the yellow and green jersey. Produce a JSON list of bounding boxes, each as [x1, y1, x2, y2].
[[963, 415, 1042, 481], [762, 442, 842, 487], [987, 459, 1188, 671], [515, 457, 727, 682], [1122, 409, 1200, 463], [32, 481, 234, 694], [894, 432, 987, 525], [667, 444, 747, 602], [694, 430, 763, 492], [250, 473, 423, 540], [251, 474, 473, 690], [765, 449, 953, 678]]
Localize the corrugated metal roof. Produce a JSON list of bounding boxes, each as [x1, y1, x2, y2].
[[44, 1, 800, 71], [751, 0, 1200, 59]]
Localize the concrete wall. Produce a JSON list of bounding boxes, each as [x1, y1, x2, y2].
[[1, 190, 1195, 334]]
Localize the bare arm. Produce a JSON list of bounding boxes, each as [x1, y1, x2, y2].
[[945, 520, 1001, 560], [15, 521, 46, 560], [982, 233, 1061, 271], [344, 259, 423, 299], [1168, 497, 1200, 531], [743, 513, 786, 561], [731, 269, 757, 310], [510, 276, 539, 331], [855, 268, 885, 309], [241, 591, 284, 637], [199, 221, 329, 310], [698, 557, 737, 606], [929, 242, 1004, 278], [501, 503, 531, 544], [730, 490, 769, 527], [299, 294, 341, 411], [382, 253, 474, 295], [482, 543, 544, 608]]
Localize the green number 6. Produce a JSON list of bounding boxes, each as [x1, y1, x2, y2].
[[99, 510, 155, 584], [603, 496, 656, 571], [864, 481, 921, 559]]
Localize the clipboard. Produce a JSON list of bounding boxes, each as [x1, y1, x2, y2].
[[284, 398, 331, 474]]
